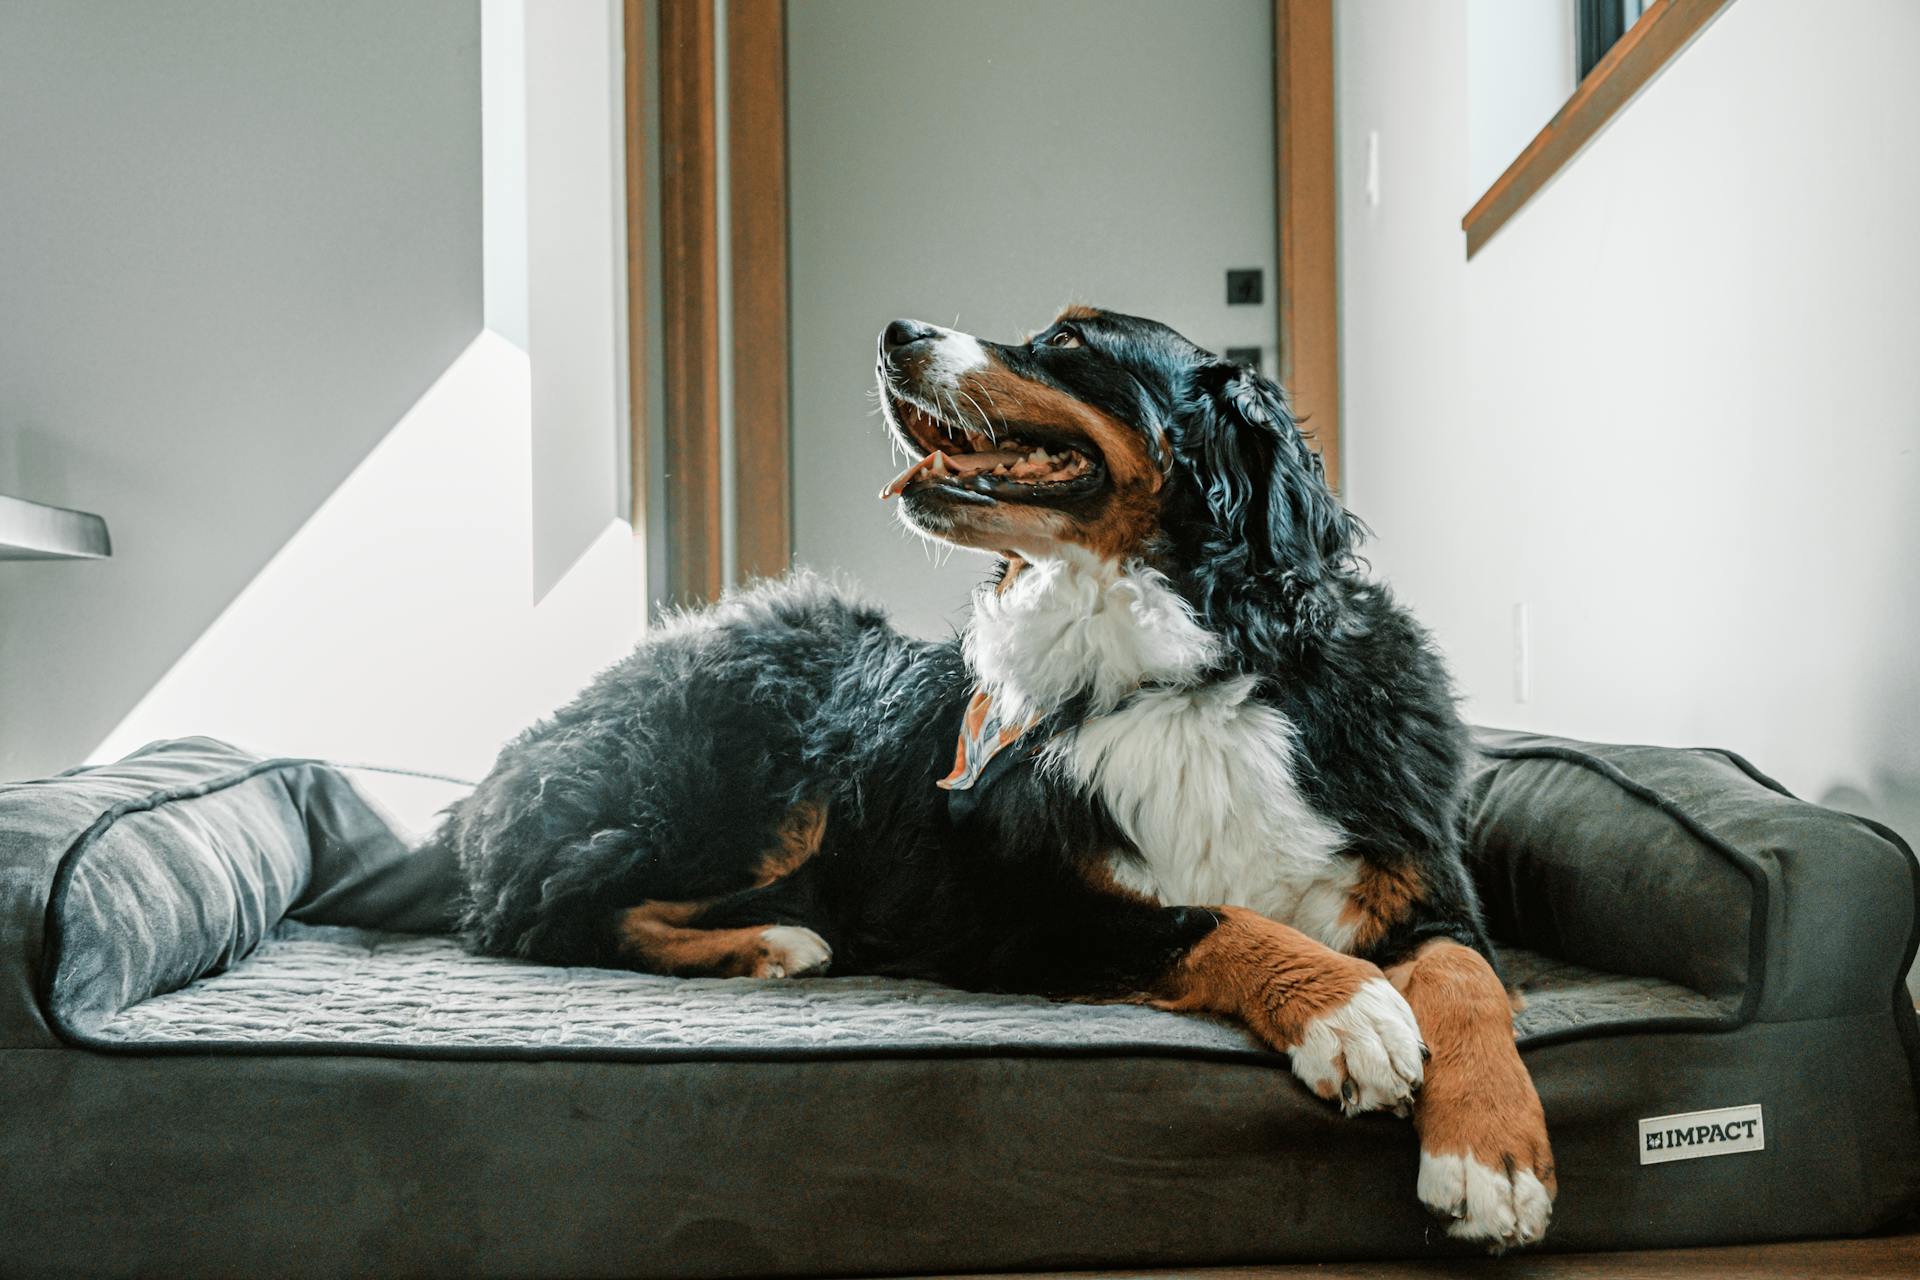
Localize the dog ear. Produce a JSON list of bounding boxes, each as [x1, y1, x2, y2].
[[1177, 362, 1361, 583]]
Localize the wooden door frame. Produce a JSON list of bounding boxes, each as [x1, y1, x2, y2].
[[635, 0, 790, 608], [726, 0, 791, 583], [1274, 0, 1342, 493], [636, 0, 1333, 601]]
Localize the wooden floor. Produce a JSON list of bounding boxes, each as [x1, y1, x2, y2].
[[925, 1230, 1920, 1279]]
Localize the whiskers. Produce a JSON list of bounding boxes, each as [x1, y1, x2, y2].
[[932, 384, 1008, 447], [873, 353, 1010, 455]]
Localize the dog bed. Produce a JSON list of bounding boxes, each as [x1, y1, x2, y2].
[[2, 732, 1916, 1277]]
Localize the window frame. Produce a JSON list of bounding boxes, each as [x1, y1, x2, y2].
[[1462, 0, 1738, 260]]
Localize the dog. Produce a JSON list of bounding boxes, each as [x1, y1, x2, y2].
[[443, 306, 1555, 1249]]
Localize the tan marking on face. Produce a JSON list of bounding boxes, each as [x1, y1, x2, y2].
[[1147, 905, 1377, 1052], [1056, 303, 1101, 322], [1386, 940, 1556, 1196], [1338, 861, 1426, 953], [936, 361, 1164, 560], [1075, 486, 1163, 563], [962, 365, 1159, 491], [995, 555, 1027, 595]]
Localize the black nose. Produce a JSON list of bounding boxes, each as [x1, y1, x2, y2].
[[882, 318, 937, 353]]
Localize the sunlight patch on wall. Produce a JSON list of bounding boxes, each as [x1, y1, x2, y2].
[[92, 331, 643, 824]]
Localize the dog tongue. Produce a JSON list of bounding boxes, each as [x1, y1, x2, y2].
[[879, 449, 1025, 500]]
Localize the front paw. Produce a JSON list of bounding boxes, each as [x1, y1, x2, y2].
[[1287, 976, 1426, 1116], [1418, 1146, 1553, 1251]]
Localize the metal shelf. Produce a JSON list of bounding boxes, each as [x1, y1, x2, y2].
[[0, 493, 112, 561]]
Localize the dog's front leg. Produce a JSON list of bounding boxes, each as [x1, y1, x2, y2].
[[1385, 940, 1555, 1250], [1152, 905, 1425, 1116]]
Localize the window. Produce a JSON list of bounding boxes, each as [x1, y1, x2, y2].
[[1578, 0, 1656, 79]]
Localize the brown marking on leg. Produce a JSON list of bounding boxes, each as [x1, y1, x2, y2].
[[608, 798, 832, 978], [1387, 939, 1555, 1245], [1152, 906, 1373, 1050], [614, 902, 829, 978], [1338, 860, 1426, 953], [1151, 906, 1424, 1113], [994, 554, 1027, 595], [754, 798, 827, 886]]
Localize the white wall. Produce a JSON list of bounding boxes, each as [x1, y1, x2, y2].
[[1467, 0, 1575, 197], [1336, 0, 1920, 852], [787, 0, 1279, 636], [0, 1, 480, 780], [525, 0, 633, 599], [1, 1, 645, 794]]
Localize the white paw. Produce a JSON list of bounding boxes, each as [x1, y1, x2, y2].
[[1418, 1150, 1553, 1250], [753, 925, 832, 978], [1287, 977, 1426, 1115]]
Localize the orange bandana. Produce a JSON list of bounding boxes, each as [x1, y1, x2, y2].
[[937, 688, 1039, 792]]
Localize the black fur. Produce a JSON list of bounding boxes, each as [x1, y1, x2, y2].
[[446, 308, 1490, 997]]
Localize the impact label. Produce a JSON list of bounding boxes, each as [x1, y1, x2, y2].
[[1638, 1104, 1765, 1165]]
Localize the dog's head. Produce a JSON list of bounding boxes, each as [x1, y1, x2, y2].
[[876, 306, 1359, 585]]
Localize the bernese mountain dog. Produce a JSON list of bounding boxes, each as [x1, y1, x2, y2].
[[445, 306, 1555, 1249]]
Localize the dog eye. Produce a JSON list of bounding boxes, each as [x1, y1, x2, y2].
[[1046, 328, 1082, 349]]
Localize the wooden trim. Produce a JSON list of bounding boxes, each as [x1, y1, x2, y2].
[[1274, 0, 1341, 492], [622, 0, 649, 533], [657, 0, 723, 605], [726, 0, 791, 581], [1463, 0, 1737, 259]]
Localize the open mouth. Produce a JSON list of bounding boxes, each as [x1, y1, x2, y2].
[[879, 391, 1105, 505]]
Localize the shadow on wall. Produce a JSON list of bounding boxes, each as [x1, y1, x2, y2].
[[0, 0, 482, 781], [90, 333, 644, 827]]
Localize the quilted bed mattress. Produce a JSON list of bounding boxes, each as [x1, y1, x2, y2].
[[2, 733, 1916, 1278], [80, 920, 1720, 1055]]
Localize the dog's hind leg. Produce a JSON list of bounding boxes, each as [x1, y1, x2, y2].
[[613, 898, 832, 978], [609, 798, 834, 978]]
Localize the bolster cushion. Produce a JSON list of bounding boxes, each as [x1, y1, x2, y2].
[[0, 738, 459, 1046], [1469, 728, 1918, 1025]]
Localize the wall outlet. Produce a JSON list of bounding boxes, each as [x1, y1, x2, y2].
[[1225, 269, 1263, 305], [1512, 602, 1533, 704]]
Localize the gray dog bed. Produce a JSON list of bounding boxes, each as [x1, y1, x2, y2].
[[2, 731, 1916, 1277]]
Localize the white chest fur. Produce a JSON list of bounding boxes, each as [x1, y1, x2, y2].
[[968, 554, 1358, 951], [1052, 676, 1356, 948]]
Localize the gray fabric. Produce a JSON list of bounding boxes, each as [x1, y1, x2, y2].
[[25, 734, 1812, 1052], [4, 1014, 1918, 1279], [4, 733, 1918, 1277], [0, 737, 300, 1047], [1470, 730, 1918, 1025], [81, 920, 1719, 1053], [46, 751, 310, 1039], [29, 739, 461, 1042]]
